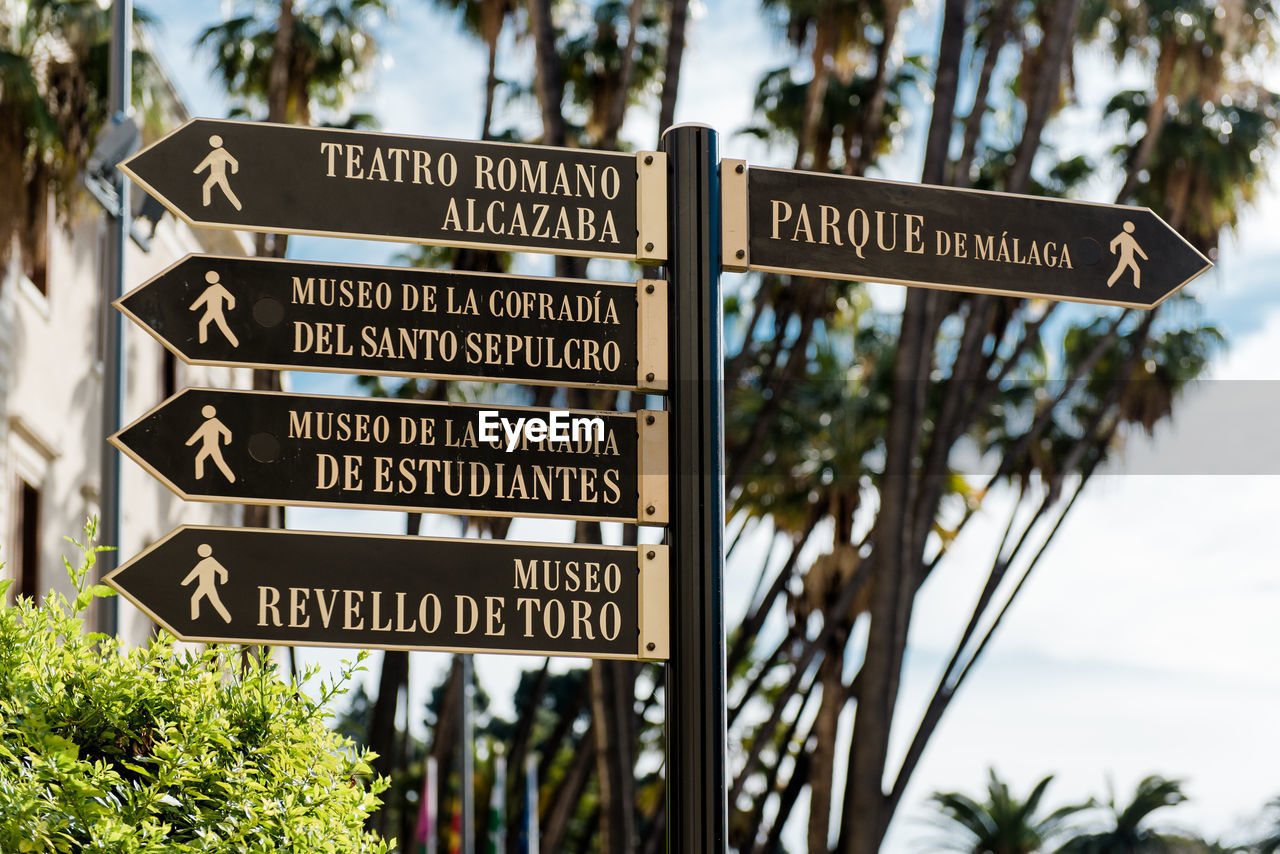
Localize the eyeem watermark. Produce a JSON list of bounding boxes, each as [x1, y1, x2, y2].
[[478, 410, 605, 452]]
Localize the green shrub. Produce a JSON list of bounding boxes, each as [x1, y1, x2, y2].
[[0, 521, 390, 853]]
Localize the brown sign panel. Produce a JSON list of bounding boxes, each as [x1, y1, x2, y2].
[[117, 255, 667, 392], [106, 526, 669, 660], [111, 388, 668, 525], [120, 118, 667, 262], [738, 166, 1211, 309]]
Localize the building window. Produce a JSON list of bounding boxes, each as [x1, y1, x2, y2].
[[96, 220, 108, 363], [23, 190, 50, 297], [15, 479, 40, 601]]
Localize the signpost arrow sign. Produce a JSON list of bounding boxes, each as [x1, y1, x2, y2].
[[119, 118, 668, 263], [111, 388, 668, 524], [723, 165, 1211, 308], [106, 526, 669, 660], [116, 255, 667, 392]]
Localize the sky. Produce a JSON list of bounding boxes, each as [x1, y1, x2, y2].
[[136, 1, 1280, 849]]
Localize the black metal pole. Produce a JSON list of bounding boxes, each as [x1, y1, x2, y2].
[[98, 0, 131, 637], [661, 124, 726, 853], [461, 652, 475, 853]]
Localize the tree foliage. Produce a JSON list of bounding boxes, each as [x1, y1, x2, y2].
[[148, 0, 1280, 851], [0, 522, 390, 853], [0, 0, 162, 270]]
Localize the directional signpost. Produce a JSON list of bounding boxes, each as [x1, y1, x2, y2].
[[111, 388, 668, 524], [117, 255, 667, 391], [722, 165, 1212, 308], [105, 526, 668, 660], [120, 118, 668, 263], [111, 116, 1216, 854]]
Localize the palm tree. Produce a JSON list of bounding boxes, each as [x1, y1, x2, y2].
[[1106, 89, 1280, 253], [432, 0, 518, 139], [758, 0, 911, 172], [1057, 776, 1188, 853], [0, 0, 147, 274], [1078, 0, 1278, 204], [197, 0, 386, 127], [1251, 797, 1280, 854], [197, 0, 388, 260], [930, 769, 1088, 854], [718, 0, 1268, 847]]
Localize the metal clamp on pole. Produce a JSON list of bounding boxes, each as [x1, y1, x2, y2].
[[661, 123, 727, 854]]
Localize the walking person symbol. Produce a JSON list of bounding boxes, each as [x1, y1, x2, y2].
[[1107, 220, 1148, 289], [186, 404, 236, 483], [181, 543, 232, 623], [194, 134, 242, 211], [190, 270, 240, 347]]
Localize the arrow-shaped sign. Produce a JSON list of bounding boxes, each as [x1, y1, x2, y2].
[[106, 526, 669, 660], [111, 388, 668, 524], [120, 118, 667, 262], [117, 255, 667, 392], [721, 164, 1211, 308]]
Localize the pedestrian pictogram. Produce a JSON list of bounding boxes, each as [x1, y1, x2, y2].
[[1107, 220, 1148, 289], [186, 404, 235, 483], [190, 269, 239, 347], [194, 134, 241, 210], [181, 543, 232, 623]]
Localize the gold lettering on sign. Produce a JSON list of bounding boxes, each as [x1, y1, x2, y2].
[[315, 142, 632, 248], [320, 142, 457, 186], [767, 196, 1076, 271]]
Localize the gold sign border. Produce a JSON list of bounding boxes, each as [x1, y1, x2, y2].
[[636, 277, 668, 393], [637, 544, 669, 660], [721, 159, 749, 272], [106, 525, 670, 662], [636, 151, 668, 264], [637, 409, 669, 526], [110, 388, 670, 527]]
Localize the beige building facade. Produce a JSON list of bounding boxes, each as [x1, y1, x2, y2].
[[0, 123, 253, 645]]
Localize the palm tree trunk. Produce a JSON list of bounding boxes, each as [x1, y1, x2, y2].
[[428, 657, 465, 853], [366, 512, 420, 836], [600, 0, 645, 150], [591, 660, 637, 852], [1116, 34, 1177, 203], [527, 0, 566, 146], [482, 39, 500, 140], [953, 0, 1017, 185], [1005, 0, 1082, 193], [753, 678, 821, 851], [806, 643, 845, 852], [840, 4, 967, 851], [540, 721, 596, 851], [658, 0, 690, 133], [367, 649, 409, 836], [266, 0, 295, 124], [849, 0, 904, 176], [504, 660, 550, 854], [795, 6, 835, 170]]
